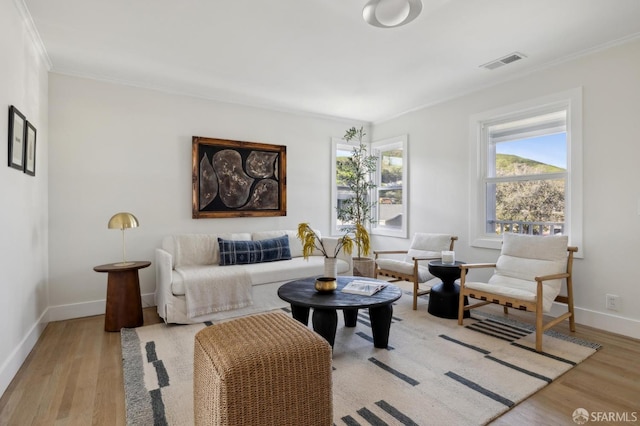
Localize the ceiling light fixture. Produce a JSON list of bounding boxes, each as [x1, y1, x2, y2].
[[363, 0, 423, 28]]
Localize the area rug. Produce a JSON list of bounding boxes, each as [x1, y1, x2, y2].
[[121, 293, 600, 426]]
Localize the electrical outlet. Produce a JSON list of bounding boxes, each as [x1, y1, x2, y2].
[[606, 294, 620, 311]]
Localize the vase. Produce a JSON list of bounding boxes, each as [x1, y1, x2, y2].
[[353, 257, 376, 278], [324, 257, 338, 279]]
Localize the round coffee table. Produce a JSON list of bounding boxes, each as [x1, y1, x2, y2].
[[427, 260, 470, 319], [278, 276, 402, 348]]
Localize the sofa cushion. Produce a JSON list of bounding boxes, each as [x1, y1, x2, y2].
[[171, 257, 350, 296], [218, 235, 292, 266], [165, 233, 252, 267], [247, 257, 349, 286], [252, 230, 305, 258]]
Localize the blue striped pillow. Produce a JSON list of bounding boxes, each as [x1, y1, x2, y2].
[[218, 235, 292, 265]]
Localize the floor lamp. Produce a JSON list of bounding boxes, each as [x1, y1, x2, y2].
[[108, 212, 139, 266]]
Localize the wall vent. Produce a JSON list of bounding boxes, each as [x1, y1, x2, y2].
[[480, 52, 527, 70]]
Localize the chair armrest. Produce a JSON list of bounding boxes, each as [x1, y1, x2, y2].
[[459, 263, 496, 270], [535, 272, 570, 282], [374, 250, 408, 259], [411, 256, 440, 261]]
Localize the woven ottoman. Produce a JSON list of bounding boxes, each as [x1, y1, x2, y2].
[[193, 311, 333, 426]]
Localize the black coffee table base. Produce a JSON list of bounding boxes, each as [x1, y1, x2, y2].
[[427, 282, 470, 319], [292, 304, 393, 348], [278, 277, 402, 349]]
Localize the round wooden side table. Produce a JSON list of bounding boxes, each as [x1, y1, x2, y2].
[[93, 261, 151, 332]]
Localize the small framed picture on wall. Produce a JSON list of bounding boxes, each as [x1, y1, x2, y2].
[[8, 105, 26, 171], [24, 121, 37, 176]]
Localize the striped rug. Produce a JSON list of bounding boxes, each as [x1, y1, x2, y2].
[[121, 292, 600, 425]]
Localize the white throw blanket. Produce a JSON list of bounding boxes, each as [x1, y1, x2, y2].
[[177, 266, 253, 318]]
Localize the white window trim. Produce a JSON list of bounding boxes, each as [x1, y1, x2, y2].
[[371, 135, 408, 238], [468, 88, 583, 257], [330, 137, 358, 235]]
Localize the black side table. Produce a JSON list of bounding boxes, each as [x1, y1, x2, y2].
[[427, 260, 470, 319]]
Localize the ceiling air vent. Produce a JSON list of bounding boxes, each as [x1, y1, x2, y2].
[[480, 52, 527, 70]]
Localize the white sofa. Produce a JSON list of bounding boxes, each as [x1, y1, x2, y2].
[[155, 230, 352, 324]]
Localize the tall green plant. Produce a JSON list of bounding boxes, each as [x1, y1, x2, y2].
[[337, 126, 377, 258]]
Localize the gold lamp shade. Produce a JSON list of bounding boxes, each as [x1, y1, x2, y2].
[[108, 212, 139, 230], [108, 212, 139, 266]]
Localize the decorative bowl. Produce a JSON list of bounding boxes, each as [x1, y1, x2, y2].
[[315, 277, 337, 293]]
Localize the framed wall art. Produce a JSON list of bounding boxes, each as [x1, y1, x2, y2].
[[8, 105, 26, 171], [192, 136, 287, 218], [24, 121, 37, 176]]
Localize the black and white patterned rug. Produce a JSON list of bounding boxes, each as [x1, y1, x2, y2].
[[121, 292, 600, 425]]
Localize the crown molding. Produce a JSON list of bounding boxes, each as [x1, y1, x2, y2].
[[13, 0, 52, 70]]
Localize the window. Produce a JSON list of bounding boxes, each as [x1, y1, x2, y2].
[[331, 135, 408, 238], [372, 135, 408, 238], [331, 137, 359, 233], [331, 138, 356, 235], [469, 88, 583, 253]]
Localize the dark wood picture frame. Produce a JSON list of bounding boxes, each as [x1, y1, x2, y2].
[[24, 121, 36, 176], [8, 105, 26, 171], [192, 136, 287, 218]]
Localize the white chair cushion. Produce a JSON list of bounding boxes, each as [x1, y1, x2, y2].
[[501, 232, 569, 261], [481, 233, 569, 312], [464, 279, 537, 303], [376, 259, 434, 283], [404, 233, 453, 265]]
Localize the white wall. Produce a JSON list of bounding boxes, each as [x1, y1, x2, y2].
[[0, 0, 49, 396], [371, 38, 640, 338], [47, 73, 365, 319]]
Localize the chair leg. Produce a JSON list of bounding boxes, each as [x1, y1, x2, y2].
[[567, 277, 576, 332], [568, 311, 576, 332], [412, 280, 418, 310], [457, 286, 465, 325], [535, 306, 544, 352]]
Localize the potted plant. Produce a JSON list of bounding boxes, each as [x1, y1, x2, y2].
[[297, 223, 353, 280], [336, 126, 377, 277]]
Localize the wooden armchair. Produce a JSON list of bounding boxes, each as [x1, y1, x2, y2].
[[458, 232, 577, 352], [374, 233, 457, 310]]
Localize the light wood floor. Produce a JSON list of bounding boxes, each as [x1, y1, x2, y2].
[[0, 306, 638, 425]]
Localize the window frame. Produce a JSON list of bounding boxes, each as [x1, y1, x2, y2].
[[331, 134, 409, 239], [468, 88, 583, 256], [330, 137, 358, 235], [371, 135, 408, 238]]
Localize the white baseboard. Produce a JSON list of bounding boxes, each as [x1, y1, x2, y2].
[[46, 293, 156, 322], [0, 310, 48, 398], [550, 303, 640, 340], [574, 306, 640, 340]]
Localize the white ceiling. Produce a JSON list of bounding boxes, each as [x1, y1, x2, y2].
[[24, 0, 640, 122]]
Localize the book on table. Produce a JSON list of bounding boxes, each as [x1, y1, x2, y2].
[[341, 280, 387, 296]]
